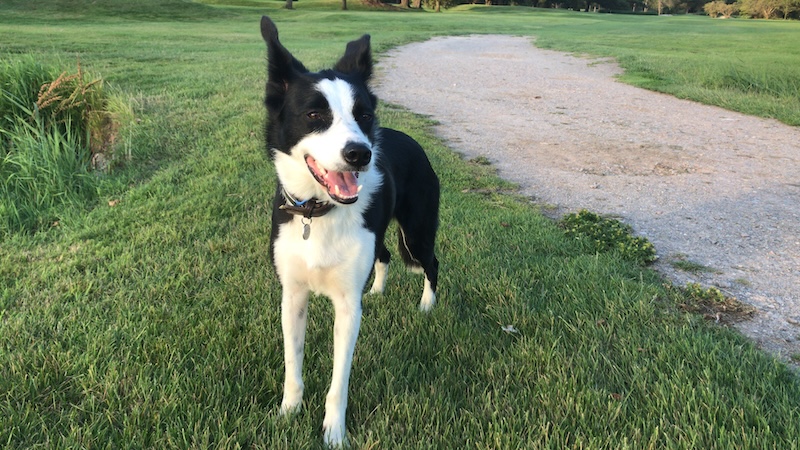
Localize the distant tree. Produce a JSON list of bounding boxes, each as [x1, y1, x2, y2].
[[645, 0, 677, 13], [704, 0, 721, 14], [426, 0, 455, 10], [776, 0, 800, 17], [737, 0, 779, 17], [675, 0, 707, 12], [601, 0, 635, 9], [704, 0, 739, 16], [285, 0, 293, 9]]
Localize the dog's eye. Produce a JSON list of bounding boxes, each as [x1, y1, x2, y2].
[[306, 111, 322, 121], [357, 113, 373, 123]]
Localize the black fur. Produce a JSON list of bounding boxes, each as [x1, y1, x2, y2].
[[260, 16, 440, 443], [261, 16, 439, 291]]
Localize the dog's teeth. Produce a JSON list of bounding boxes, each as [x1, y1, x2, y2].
[[334, 185, 341, 195], [357, 185, 363, 193]]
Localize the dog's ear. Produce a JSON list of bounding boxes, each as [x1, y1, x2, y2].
[[333, 35, 372, 82], [261, 16, 307, 101]]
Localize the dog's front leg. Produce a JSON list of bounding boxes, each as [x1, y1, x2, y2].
[[322, 294, 362, 447], [280, 285, 310, 414]]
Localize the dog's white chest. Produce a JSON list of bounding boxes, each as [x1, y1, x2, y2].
[[273, 214, 376, 293]]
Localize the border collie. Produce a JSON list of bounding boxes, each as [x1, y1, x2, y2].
[[259, 16, 440, 446]]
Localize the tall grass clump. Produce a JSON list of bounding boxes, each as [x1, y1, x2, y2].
[[0, 57, 131, 235], [0, 107, 95, 234]]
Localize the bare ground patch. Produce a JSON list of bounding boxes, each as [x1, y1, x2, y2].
[[375, 35, 800, 365]]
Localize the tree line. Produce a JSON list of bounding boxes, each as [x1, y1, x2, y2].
[[704, 0, 800, 18], [372, 0, 800, 17]]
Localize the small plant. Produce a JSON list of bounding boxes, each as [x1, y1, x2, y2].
[[679, 282, 755, 324], [684, 282, 726, 303], [560, 209, 657, 265], [670, 259, 718, 274], [470, 155, 491, 166]]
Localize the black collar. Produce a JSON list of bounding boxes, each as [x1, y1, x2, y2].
[[278, 188, 335, 218]]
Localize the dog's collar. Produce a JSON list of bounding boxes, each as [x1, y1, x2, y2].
[[279, 188, 335, 218]]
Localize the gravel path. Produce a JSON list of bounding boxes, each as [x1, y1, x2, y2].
[[374, 35, 800, 364]]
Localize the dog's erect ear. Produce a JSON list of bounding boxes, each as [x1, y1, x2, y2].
[[260, 16, 307, 99], [333, 35, 372, 82]]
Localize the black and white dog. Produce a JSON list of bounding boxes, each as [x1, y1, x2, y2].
[[260, 16, 440, 446]]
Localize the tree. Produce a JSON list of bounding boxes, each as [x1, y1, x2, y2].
[[776, 0, 800, 17], [645, 0, 677, 13], [704, 0, 739, 16], [426, 0, 456, 10], [704, 0, 721, 14], [737, 0, 779, 17], [285, 0, 293, 9]]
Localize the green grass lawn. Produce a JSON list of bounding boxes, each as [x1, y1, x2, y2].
[[1, 1, 799, 448]]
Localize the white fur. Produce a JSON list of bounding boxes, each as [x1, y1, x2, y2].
[[369, 260, 389, 294], [273, 78, 383, 447], [419, 276, 436, 312], [273, 208, 376, 446], [273, 79, 381, 210], [273, 75, 436, 447]]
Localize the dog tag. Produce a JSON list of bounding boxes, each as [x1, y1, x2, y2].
[[302, 222, 311, 240]]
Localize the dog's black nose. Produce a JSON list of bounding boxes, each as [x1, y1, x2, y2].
[[342, 142, 371, 167]]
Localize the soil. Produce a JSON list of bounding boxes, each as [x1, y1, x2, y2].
[[374, 35, 800, 365]]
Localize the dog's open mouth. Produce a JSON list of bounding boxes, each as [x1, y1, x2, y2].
[[305, 155, 362, 204]]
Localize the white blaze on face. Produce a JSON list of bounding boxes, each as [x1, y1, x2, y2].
[[286, 78, 373, 204], [302, 78, 371, 171], [276, 77, 378, 205]]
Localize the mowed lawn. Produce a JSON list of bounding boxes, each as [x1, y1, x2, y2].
[[1, 1, 799, 448]]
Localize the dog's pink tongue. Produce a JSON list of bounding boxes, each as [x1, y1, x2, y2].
[[324, 170, 359, 198]]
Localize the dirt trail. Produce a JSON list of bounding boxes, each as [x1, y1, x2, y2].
[[374, 35, 800, 363]]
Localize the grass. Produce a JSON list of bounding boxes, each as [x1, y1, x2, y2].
[[1, 1, 800, 448], [521, 8, 800, 126], [1, 57, 132, 235], [0, 104, 96, 234]]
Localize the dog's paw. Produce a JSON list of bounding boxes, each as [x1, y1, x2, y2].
[[279, 398, 302, 416], [322, 405, 347, 448], [418, 278, 436, 312], [322, 421, 347, 448], [419, 291, 436, 312]]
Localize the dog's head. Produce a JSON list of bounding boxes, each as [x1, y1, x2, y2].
[[261, 16, 378, 206]]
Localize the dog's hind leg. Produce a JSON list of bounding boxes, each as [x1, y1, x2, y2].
[[323, 294, 362, 447], [397, 225, 439, 312], [419, 256, 438, 312], [369, 245, 391, 294], [280, 285, 309, 415]]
